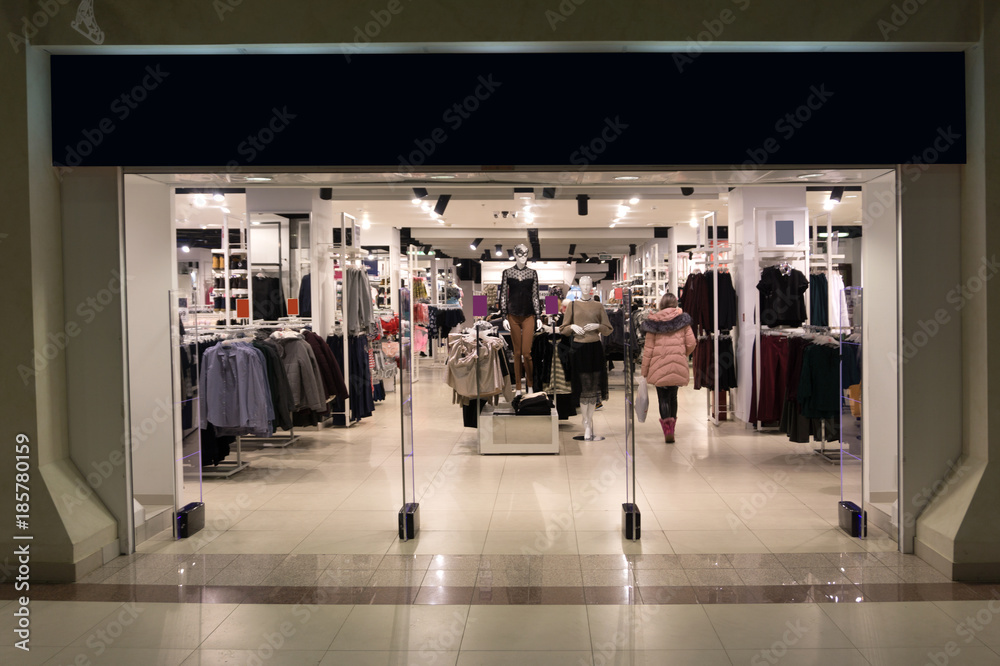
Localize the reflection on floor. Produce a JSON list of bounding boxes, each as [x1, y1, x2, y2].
[[8, 362, 975, 665], [141, 363, 888, 559]]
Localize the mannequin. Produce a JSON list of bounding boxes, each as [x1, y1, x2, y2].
[[500, 244, 542, 395], [563, 275, 612, 440]]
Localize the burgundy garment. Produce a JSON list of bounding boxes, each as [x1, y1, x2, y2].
[[692, 338, 711, 390], [749, 335, 789, 423], [302, 330, 349, 401]]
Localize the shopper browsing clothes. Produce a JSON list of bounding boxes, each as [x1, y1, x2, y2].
[[640, 292, 697, 443]]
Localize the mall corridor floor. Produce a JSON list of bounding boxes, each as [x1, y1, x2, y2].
[[4, 362, 999, 665]]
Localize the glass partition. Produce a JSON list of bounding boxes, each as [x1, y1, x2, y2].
[[622, 286, 640, 540], [398, 283, 419, 539], [169, 290, 204, 538], [840, 286, 865, 538]]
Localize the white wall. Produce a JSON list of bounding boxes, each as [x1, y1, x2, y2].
[[124, 175, 176, 505], [311, 195, 337, 336], [730, 186, 808, 422], [862, 174, 901, 537]]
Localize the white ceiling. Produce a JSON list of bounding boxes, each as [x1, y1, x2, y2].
[[161, 168, 881, 259]]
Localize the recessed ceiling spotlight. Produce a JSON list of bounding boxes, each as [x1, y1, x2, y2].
[[421, 203, 432, 212], [250, 220, 261, 226], [430, 175, 455, 179], [362, 218, 371, 230], [689, 219, 699, 228], [411, 198, 421, 205], [193, 194, 206, 207], [797, 173, 824, 179], [824, 201, 836, 210], [629, 197, 640, 205], [212, 193, 225, 202], [846, 195, 858, 199], [617, 205, 630, 217], [614, 176, 639, 181], [200, 225, 207, 230], [181, 245, 190, 253]]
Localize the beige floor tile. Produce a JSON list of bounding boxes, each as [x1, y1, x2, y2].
[[330, 606, 470, 651], [667, 530, 769, 554], [69, 603, 238, 650], [462, 606, 591, 651], [292, 530, 397, 555], [197, 529, 310, 554], [200, 604, 351, 651], [705, 604, 854, 649], [0, 601, 124, 647], [821, 601, 985, 649], [588, 605, 723, 650], [322, 652, 458, 666], [48, 647, 194, 666], [387, 530, 488, 555], [859, 646, 1000, 666], [726, 648, 870, 665], [228, 509, 332, 531], [184, 649, 326, 665]]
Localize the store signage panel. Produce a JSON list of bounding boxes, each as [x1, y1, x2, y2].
[[50, 52, 965, 167]]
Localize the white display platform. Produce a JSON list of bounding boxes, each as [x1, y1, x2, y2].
[[478, 403, 560, 454]]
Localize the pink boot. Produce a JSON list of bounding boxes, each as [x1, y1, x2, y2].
[[659, 418, 675, 443]]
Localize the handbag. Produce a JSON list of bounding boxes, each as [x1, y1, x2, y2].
[[636, 376, 649, 423]]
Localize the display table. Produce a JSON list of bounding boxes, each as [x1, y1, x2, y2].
[[478, 403, 560, 454]]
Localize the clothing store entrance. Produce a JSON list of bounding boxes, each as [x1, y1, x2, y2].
[[120, 167, 901, 565]]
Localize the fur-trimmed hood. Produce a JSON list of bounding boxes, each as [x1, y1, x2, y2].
[[640, 308, 692, 334]]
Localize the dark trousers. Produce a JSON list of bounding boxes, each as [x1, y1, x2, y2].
[[656, 386, 678, 419]]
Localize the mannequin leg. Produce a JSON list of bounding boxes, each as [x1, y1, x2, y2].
[[508, 315, 524, 391], [581, 402, 596, 440], [521, 316, 535, 392]]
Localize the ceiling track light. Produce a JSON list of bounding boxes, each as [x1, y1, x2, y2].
[[412, 187, 428, 199], [434, 194, 451, 216], [680, 187, 694, 197], [470, 238, 483, 251], [829, 186, 845, 203], [507, 249, 514, 259], [568, 243, 576, 255], [495, 244, 503, 257], [580, 253, 590, 261], [576, 194, 589, 216], [542, 187, 556, 199]]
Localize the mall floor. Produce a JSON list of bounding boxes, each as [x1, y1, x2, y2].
[[6, 361, 1000, 665]]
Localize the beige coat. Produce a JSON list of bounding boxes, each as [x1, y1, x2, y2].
[[640, 308, 697, 387]]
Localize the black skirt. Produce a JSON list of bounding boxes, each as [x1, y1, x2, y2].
[[570, 340, 608, 403]]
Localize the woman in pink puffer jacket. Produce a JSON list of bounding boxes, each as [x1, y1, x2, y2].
[[640, 293, 697, 443]]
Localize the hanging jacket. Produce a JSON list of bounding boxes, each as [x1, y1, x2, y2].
[[640, 307, 697, 387]]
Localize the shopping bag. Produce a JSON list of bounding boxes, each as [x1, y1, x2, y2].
[[636, 377, 649, 423]]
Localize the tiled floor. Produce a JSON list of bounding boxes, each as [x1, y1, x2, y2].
[[7, 361, 991, 664]]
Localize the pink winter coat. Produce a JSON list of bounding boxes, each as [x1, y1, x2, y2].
[[640, 308, 697, 387]]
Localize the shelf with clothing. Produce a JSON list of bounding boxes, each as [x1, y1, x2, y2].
[[684, 212, 737, 425]]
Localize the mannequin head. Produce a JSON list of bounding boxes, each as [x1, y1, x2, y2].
[[513, 243, 530, 269], [579, 275, 594, 300]]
